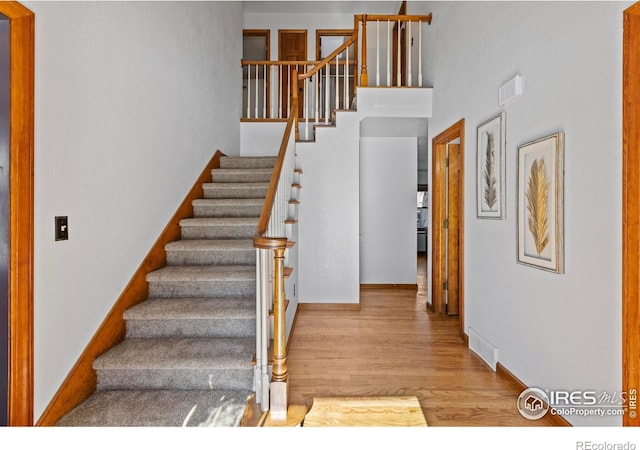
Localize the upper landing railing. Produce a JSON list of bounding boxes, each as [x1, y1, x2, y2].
[[241, 13, 433, 139]]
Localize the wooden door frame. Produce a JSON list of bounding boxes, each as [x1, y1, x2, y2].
[[0, 1, 34, 426], [431, 119, 465, 336], [623, 2, 640, 427]]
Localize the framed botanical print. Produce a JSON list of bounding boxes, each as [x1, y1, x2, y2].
[[477, 112, 506, 219], [517, 132, 565, 273]]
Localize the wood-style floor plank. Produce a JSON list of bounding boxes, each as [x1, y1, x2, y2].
[[286, 254, 554, 426]]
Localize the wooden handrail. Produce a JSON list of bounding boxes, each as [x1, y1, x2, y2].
[[253, 105, 298, 244], [355, 13, 433, 23], [298, 31, 358, 81], [242, 60, 356, 67]]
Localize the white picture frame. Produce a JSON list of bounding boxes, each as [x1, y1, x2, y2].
[[476, 112, 506, 219]]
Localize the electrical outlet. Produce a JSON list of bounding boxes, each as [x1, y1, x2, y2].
[[55, 216, 68, 241]]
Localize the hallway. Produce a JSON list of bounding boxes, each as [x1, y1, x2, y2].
[[287, 254, 554, 426]]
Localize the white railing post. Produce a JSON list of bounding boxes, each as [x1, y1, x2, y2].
[[247, 66, 252, 118], [408, 21, 412, 87], [263, 64, 267, 118], [376, 20, 380, 87], [387, 20, 391, 87], [287, 65, 291, 117], [397, 21, 401, 87], [335, 55, 339, 113], [344, 48, 349, 109], [305, 76, 309, 140], [325, 65, 330, 123], [419, 21, 423, 88], [255, 64, 259, 118], [315, 65, 319, 124]]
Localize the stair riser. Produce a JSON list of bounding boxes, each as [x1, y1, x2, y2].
[[148, 280, 256, 298], [96, 369, 253, 391], [126, 319, 255, 339], [203, 187, 268, 199], [212, 172, 272, 183], [166, 250, 255, 266], [193, 204, 263, 218], [181, 226, 255, 240]]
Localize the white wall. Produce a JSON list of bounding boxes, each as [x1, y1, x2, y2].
[[25, 0, 242, 420], [360, 137, 417, 284], [297, 111, 361, 304], [424, 0, 630, 425]]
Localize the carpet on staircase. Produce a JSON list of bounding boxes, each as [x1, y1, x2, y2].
[[56, 156, 277, 427]]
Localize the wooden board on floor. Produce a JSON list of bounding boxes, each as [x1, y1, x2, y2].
[[303, 396, 427, 427]]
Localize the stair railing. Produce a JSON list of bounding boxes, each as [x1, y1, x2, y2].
[[253, 69, 298, 417]]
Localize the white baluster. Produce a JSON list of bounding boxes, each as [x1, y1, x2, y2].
[[287, 65, 291, 117], [315, 65, 319, 124], [247, 65, 251, 118], [305, 77, 309, 140], [335, 54, 339, 113], [254, 64, 259, 118], [397, 21, 401, 87], [408, 21, 412, 87], [345, 48, 349, 109], [418, 21, 423, 88], [263, 64, 267, 118], [387, 20, 391, 87], [325, 65, 330, 124], [278, 66, 282, 119], [376, 20, 380, 87]]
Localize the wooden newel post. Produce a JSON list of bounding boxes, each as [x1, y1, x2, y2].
[[360, 15, 368, 86], [270, 245, 289, 418], [291, 67, 299, 141]]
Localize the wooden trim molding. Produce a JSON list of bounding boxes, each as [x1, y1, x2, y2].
[[0, 1, 36, 427], [360, 284, 417, 290], [298, 303, 361, 311], [36, 151, 225, 426], [623, 2, 640, 427], [496, 363, 572, 427], [431, 119, 465, 335]]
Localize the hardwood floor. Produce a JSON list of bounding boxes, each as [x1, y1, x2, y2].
[[286, 253, 554, 426]]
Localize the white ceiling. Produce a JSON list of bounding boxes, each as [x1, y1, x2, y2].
[[243, 1, 404, 15]]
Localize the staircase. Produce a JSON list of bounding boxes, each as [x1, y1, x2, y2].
[[56, 156, 277, 427]]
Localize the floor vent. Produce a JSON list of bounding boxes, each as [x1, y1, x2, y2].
[[468, 327, 499, 371]]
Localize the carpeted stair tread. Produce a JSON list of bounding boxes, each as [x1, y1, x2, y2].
[[211, 168, 273, 183], [147, 265, 256, 282], [220, 156, 277, 169], [192, 198, 264, 218], [94, 337, 254, 370], [165, 239, 255, 266], [203, 182, 269, 199], [124, 297, 255, 338], [56, 389, 252, 427], [179, 217, 258, 240], [94, 338, 254, 390]]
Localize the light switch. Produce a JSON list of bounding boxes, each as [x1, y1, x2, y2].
[[55, 216, 68, 241]]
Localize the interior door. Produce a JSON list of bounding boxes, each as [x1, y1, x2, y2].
[[279, 30, 306, 118], [446, 143, 460, 315]]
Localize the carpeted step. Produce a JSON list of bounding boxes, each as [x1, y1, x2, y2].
[[56, 389, 252, 427], [212, 168, 273, 183], [220, 156, 276, 169], [192, 198, 264, 218], [124, 297, 255, 338], [165, 239, 255, 266], [147, 265, 256, 298], [180, 217, 258, 240], [203, 182, 269, 199], [94, 337, 254, 391]]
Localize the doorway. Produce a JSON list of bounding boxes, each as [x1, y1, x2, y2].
[[431, 119, 465, 334], [242, 30, 270, 118], [278, 30, 306, 118]]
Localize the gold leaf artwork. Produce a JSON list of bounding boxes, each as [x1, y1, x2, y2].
[[526, 158, 550, 255]]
